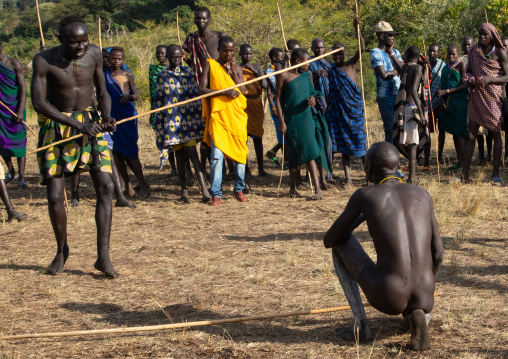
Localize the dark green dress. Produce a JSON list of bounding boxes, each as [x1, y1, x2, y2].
[[281, 72, 330, 172], [439, 65, 468, 138]]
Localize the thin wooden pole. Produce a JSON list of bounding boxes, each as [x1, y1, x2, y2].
[[35, 0, 45, 47], [63, 189, 69, 213], [0, 303, 365, 340], [27, 46, 344, 155], [422, 39, 440, 183], [485, 8, 489, 23], [176, 11, 183, 50], [0, 99, 38, 138], [0, 293, 441, 341], [98, 18, 102, 50], [354, 0, 369, 148], [277, 3, 288, 51]]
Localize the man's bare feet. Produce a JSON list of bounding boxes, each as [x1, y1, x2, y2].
[[408, 309, 431, 351], [327, 177, 337, 184], [289, 189, 302, 198], [7, 208, 28, 222], [343, 181, 354, 190], [138, 186, 151, 198], [258, 170, 270, 177], [123, 184, 135, 196], [115, 198, 136, 208], [94, 259, 119, 278], [46, 244, 70, 275], [296, 183, 309, 191], [320, 181, 333, 190], [70, 196, 79, 207], [310, 192, 323, 200], [178, 189, 190, 203]]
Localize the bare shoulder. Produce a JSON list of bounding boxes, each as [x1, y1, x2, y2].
[[216, 31, 226, 38], [7, 57, 23, 71], [86, 44, 102, 63], [496, 46, 507, 60], [253, 63, 263, 72]]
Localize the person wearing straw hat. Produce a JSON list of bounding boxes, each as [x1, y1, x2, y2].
[[461, 23, 508, 186], [0, 41, 28, 188], [370, 21, 403, 146], [31, 16, 118, 278]]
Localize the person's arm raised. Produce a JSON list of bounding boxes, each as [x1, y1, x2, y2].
[[323, 190, 365, 248], [13, 59, 27, 121], [31, 54, 102, 136]]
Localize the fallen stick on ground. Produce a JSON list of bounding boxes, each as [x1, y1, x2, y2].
[[0, 293, 441, 341], [26, 45, 344, 156]]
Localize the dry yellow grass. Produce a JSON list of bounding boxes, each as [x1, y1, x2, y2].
[[0, 106, 506, 358]]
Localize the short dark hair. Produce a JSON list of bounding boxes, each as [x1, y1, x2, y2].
[[290, 48, 309, 65], [218, 35, 234, 48], [156, 44, 166, 51], [406, 45, 420, 59], [239, 43, 252, 53], [502, 36, 508, 43], [429, 42, 440, 50], [166, 44, 182, 55], [110, 46, 124, 55], [287, 39, 300, 51], [59, 16, 85, 31], [268, 47, 283, 60], [462, 35, 473, 42], [195, 6, 211, 18], [332, 42, 345, 50], [447, 45, 460, 53]]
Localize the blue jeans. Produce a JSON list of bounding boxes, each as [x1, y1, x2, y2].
[[377, 95, 397, 144], [210, 139, 245, 198]]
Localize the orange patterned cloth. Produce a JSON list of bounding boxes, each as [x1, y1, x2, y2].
[[465, 23, 505, 132], [242, 68, 264, 138]]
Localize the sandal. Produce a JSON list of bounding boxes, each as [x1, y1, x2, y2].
[[265, 151, 280, 166], [18, 180, 28, 189]]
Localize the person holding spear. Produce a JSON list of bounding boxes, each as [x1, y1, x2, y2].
[[0, 41, 28, 188], [31, 16, 118, 278]]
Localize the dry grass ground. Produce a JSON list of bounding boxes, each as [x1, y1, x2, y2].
[[0, 105, 507, 358]]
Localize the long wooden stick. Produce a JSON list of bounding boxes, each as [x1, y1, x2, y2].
[[277, 3, 288, 51], [0, 99, 38, 138], [354, 0, 369, 148], [176, 11, 183, 50], [0, 303, 365, 340], [0, 293, 441, 341], [63, 189, 69, 213], [485, 8, 489, 23], [98, 17, 102, 50], [35, 0, 45, 46], [422, 39, 441, 183], [27, 46, 344, 156]]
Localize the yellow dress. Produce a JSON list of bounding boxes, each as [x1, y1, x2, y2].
[[202, 59, 249, 164]]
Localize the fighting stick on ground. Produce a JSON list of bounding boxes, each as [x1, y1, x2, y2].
[[422, 39, 441, 183], [0, 293, 441, 341], [0, 99, 38, 138], [27, 46, 344, 155]]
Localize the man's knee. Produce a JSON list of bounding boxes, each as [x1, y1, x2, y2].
[[47, 189, 65, 207], [466, 131, 476, 143], [96, 176, 114, 197]]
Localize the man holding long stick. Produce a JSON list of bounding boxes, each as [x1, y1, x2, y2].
[[0, 41, 28, 188], [31, 16, 118, 278]]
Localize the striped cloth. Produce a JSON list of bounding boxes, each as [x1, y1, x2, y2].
[[184, 32, 211, 84], [465, 23, 505, 132], [0, 58, 26, 157]]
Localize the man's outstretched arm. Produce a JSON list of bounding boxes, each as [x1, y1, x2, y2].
[[323, 190, 365, 248]]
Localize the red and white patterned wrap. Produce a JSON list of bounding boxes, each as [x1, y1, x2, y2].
[[465, 23, 505, 132]]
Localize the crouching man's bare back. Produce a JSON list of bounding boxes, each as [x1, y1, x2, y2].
[[323, 141, 443, 351]]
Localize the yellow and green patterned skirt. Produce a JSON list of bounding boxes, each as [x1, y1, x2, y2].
[[36, 107, 112, 185]]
